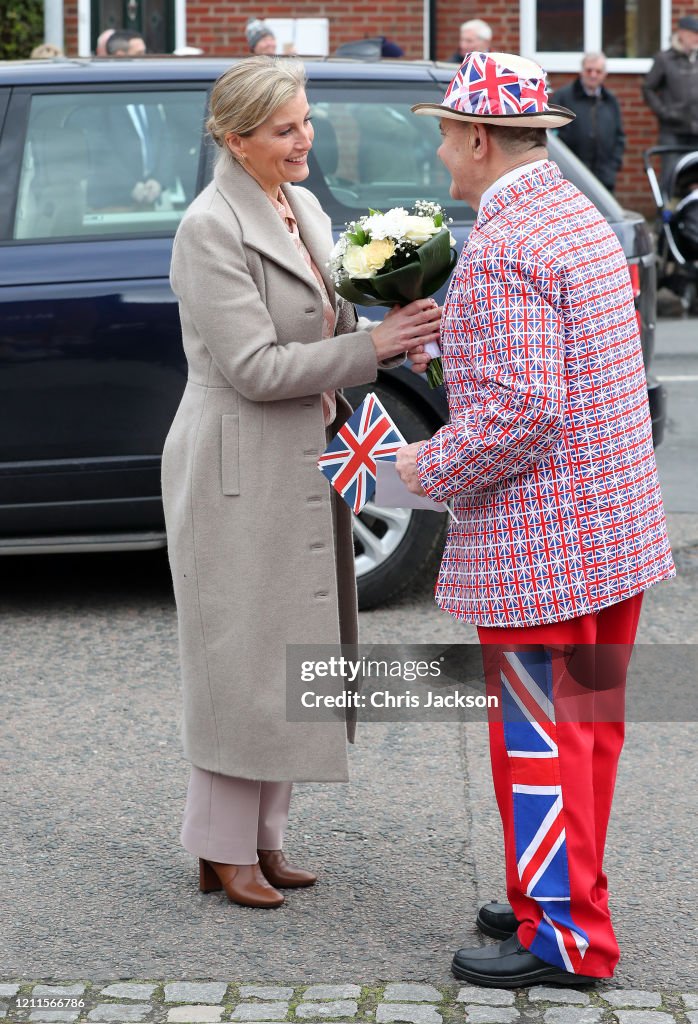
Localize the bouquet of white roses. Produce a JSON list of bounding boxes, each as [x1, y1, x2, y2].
[[328, 201, 457, 387]]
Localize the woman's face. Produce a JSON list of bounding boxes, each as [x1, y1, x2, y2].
[[227, 88, 314, 196]]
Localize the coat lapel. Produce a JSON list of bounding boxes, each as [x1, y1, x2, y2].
[[213, 156, 325, 300]]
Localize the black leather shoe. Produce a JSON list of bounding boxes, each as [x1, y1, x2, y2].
[[451, 934, 598, 988], [476, 901, 519, 940]]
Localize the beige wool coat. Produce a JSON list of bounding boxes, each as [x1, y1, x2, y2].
[[162, 155, 381, 782]]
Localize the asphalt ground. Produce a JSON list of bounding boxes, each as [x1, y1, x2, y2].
[[1, 319, 696, 989]]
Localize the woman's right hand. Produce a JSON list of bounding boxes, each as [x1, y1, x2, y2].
[[370, 299, 442, 362]]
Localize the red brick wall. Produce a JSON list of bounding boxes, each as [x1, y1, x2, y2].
[[435, 2, 519, 60], [184, 1, 424, 57]]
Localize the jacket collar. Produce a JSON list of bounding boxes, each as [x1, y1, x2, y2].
[[475, 159, 563, 229], [670, 34, 698, 57], [213, 155, 332, 304], [573, 76, 605, 100]]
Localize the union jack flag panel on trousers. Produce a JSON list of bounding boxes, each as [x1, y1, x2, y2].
[[416, 161, 675, 627], [501, 649, 591, 973], [444, 52, 548, 116], [318, 392, 406, 514]]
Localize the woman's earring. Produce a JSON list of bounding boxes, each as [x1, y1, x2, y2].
[[225, 135, 245, 162]]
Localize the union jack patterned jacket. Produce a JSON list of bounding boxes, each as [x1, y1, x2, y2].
[[416, 161, 675, 626]]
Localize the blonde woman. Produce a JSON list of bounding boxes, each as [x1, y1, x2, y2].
[[162, 56, 440, 908]]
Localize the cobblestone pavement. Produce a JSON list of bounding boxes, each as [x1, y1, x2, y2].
[[1, 982, 697, 1024]]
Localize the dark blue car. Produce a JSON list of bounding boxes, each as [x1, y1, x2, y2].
[[0, 57, 665, 607]]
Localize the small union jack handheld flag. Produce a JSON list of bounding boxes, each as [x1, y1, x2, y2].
[[318, 393, 406, 514]]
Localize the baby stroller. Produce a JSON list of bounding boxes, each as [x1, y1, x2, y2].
[[644, 146, 698, 312]]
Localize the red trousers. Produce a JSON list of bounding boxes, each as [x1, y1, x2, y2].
[[477, 593, 643, 978]]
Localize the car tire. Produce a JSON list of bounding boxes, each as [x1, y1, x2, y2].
[[344, 382, 448, 610]]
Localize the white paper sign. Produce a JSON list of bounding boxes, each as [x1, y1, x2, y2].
[[265, 18, 329, 55], [374, 459, 453, 515]]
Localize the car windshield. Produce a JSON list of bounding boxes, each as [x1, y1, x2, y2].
[[305, 83, 474, 224]]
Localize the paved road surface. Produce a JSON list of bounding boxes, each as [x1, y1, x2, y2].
[[1, 320, 696, 989]]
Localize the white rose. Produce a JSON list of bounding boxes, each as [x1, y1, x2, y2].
[[363, 238, 395, 271], [342, 244, 374, 278], [402, 216, 442, 245], [343, 239, 395, 277]]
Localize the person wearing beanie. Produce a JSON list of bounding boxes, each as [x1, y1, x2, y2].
[[245, 18, 276, 55]]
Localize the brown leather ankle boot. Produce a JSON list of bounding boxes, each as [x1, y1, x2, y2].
[[198, 858, 284, 907], [257, 849, 317, 888]]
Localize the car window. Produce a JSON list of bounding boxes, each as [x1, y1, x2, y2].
[[13, 89, 208, 241], [305, 85, 475, 223]]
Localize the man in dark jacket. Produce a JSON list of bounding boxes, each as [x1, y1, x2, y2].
[[554, 53, 625, 192], [643, 15, 698, 191]]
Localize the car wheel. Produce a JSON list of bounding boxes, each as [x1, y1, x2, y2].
[[345, 383, 447, 610]]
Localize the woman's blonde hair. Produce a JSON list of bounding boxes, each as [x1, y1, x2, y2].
[[207, 56, 307, 148]]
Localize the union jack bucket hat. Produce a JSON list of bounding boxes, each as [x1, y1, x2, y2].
[[412, 51, 575, 129]]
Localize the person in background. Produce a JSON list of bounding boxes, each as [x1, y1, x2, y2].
[[380, 37, 404, 57], [83, 92, 170, 208], [30, 42, 63, 58], [554, 53, 625, 192], [246, 18, 277, 55], [95, 28, 114, 56], [449, 18, 492, 64], [643, 15, 698, 192], [106, 29, 147, 56]]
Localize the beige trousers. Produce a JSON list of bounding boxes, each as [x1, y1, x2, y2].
[[181, 766, 292, 864]]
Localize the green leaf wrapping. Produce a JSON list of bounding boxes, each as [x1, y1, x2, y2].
[[335, 228, 458, 308]]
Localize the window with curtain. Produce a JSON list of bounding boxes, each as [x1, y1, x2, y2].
[[602, 0, 662, 58]]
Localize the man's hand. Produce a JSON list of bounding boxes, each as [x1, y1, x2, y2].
[[396, 442, 426, 495], [406, 344, 431, 375]]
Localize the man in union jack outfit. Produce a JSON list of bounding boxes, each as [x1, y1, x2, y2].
[[397, 51, 675, 987]]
